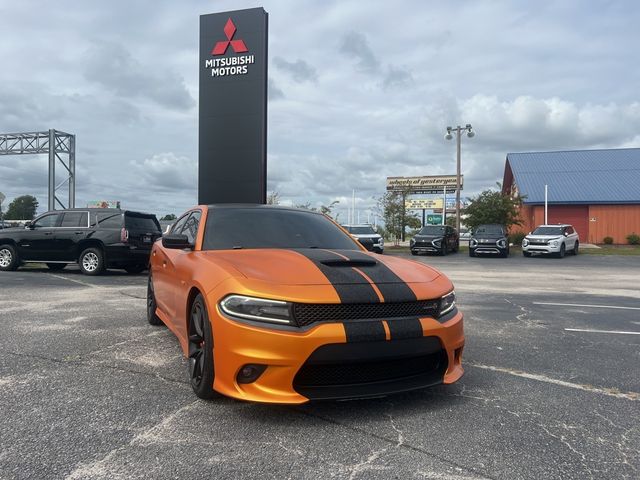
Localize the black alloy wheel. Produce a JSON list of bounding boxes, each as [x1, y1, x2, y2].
[[0, 244, 19, 271], [188, 294, 216, 399], [558, 243, 566, 258], [46, 263, 66, 271], [146, 276, 163, 326]]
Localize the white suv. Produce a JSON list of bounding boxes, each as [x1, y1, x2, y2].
[[522, 224, 579, 258]]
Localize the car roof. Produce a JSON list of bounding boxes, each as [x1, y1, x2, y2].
[[537, 224, 572, 227], [207, 204, 323, 215]]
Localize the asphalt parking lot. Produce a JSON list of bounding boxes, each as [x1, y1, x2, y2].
[[1, 253, 638, 479]]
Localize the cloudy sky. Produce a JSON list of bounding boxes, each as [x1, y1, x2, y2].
[[1, 0, 639, 221]]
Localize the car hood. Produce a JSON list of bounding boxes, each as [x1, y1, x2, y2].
[[351, 234, 381, 239], [0, 227, 24, 233], [472, 234, 505, 240], [199, 248, 441, 286]]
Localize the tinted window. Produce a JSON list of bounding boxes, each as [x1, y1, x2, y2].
[[345, 226, 376, 235], [33, 213, 61, 228], [566, 227, 574, 235], [203, 208, 358, 250], [418, 225, 446, 235], [97, 212, 123, 228], [61, 212, 88, 228], [170, 214, 190, 234], [475, 225, 504, 235], [532, 226, 564, 235], [125, 214, 161, 232], [182, 211, 201, 244]]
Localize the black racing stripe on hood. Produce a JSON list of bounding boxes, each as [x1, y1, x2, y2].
[[291, 249, 379, 304], [387, 318, 423, 340], [328, 250, 418, 303], [343, 321, 386, 342]]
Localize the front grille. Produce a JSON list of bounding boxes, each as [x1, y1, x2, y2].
[[292, 300, 440, 327], [529, 239, 548, 245], [294, 352, 445, 386]]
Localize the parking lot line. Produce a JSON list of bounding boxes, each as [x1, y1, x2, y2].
[[564, 328, 640, 335], [468, 363, 639, 401], [532, 302, 640, 310]]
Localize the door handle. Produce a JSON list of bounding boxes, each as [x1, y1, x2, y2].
[[74, 231, 83, 234], [44, 232, 53, 236]]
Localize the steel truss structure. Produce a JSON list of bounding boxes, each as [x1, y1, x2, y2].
[[0, 129, 76, 210]]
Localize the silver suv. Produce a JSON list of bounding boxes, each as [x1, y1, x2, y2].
[[522, 224, 579, 258], [341, 224, 384, 254]]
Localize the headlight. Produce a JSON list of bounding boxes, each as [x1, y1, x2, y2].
[[379, 238, 384, 246], [550, 240, 558, 246], [439, 290, 456, 317], [220, 295, 295, 325], [470, 238, 478, 247], [432, 237, 443, 247], [410, 238, 415, 246], [522, 238, 529, 247], [497, 239, 507, 248]]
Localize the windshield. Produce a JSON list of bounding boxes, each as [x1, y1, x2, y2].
[[532, 226, 564, 236], [203, 208, 359, 250], [346, 226, 376, 235], [475, 225, 504, 235], [418, 225, 445, 235]]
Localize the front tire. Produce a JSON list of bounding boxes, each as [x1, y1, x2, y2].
[[523, 251, 531, 257], [411, 250, 418, 256], [469, 249, 475, 257], [557, 243, 566, 258], [440, 244, 447, 256], [188, 294, 217, 399], [79, 248, 105, 275], [0, 244, 19, 271], [147, 276, 163, 326], [573, 241, 579, 255]]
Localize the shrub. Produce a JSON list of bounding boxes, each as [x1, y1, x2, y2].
[[603, 236, 614, 245], [508, 231, 526, 246], [627, 233, 640, 245]]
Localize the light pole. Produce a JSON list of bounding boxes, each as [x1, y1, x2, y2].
[[445, 124, 474, 232]]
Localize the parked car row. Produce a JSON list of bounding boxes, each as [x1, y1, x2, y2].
[[409, 223, 580, 259]]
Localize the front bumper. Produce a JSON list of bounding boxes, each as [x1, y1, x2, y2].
[[411, 241, 441, 253], [210, 307, 464, 404], [522, 243, 562, 254]]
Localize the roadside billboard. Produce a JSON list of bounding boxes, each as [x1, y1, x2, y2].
[[405, 198, 444, 210], [386, 175, 463, 194]]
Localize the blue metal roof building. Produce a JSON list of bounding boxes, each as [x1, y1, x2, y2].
[[502, 148, 640, 204], [502, 148, 640, 244]]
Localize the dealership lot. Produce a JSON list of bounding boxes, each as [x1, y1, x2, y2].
[[0, 254, 638, 479]]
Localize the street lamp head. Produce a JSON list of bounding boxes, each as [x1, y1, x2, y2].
[[445, 126, 453, 140], [467, 130, 475, 138]]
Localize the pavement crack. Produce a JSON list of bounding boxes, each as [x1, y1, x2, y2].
[[293, 408, 495, 480]]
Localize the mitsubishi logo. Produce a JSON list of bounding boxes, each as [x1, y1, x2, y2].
[[211, 18, 248, 55]]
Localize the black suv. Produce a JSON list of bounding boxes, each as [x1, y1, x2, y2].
[[410, 225, 459, 255], [0, 209, 161, 275], [469, 224, 509, 257]]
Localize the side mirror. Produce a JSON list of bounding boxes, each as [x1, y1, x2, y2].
[[25, 221, 34, 229], [162, 234, 193, 250]]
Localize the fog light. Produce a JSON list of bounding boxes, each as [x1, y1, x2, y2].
[[236, 364, 267, 384]]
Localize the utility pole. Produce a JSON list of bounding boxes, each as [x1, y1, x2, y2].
[[445, 124, 475, 232]]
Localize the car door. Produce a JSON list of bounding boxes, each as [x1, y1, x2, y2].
[[17, 212, 62, 261], [55, 211, 89, 261], [153, 212, 190, 321]]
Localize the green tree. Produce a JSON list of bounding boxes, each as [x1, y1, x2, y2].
[[5, 195, 39, 220], [160, 214, 177, 221], [378, 190, 414, 244], [463, 186, 524, 232], [266, 191, 280, 205]]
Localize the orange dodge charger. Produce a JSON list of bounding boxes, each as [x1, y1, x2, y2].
[[148, 205, 464, 403]]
